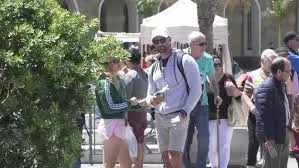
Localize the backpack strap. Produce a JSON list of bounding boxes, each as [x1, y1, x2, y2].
[[176, 50, 189, 94], [150, 60, 159, 87], [150, 51, 190, 94], [178, 50, 204, 105]]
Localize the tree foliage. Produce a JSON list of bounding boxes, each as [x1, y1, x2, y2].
[[267, 0, 293, 18], [137, 0, 158, 18], [267, 0, 294, 46], [137, 0, 177, 19], [0, 0, 129, 167]]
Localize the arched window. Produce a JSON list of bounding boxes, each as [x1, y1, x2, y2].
[[124, 4, 129, 33], [100, 1, 107, 32], [100, 0, 127, 32], [60, 0, 69, 11]]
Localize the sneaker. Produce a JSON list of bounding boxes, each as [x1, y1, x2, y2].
[[246, 166, 256, 168]]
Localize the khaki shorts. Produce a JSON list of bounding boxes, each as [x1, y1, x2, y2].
[[155, 112, 189, 152]]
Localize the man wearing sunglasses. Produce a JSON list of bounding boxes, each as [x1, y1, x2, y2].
[[146, 27, 202, 168], [182, 31, 219, 168]]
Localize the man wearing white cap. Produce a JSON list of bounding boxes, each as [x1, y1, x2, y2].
[[146, 27, 202, 168]]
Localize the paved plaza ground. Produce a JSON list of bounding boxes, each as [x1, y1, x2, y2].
[[81, 157, 298, 168]]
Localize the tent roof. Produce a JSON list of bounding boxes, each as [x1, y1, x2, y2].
[[141, 0, 198, 28], [140, 0, 228, 44], [95, 31, 140, 42]]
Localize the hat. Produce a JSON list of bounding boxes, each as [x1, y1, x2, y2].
[[283, 32, 299, 44], [151, 27, 169, 40]]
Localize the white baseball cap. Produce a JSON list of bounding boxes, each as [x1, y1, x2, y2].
[[151, 27, 169, 40]]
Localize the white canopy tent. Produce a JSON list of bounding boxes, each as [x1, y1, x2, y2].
[[95, 31, 140, 43], [140, 0, 232, 74]]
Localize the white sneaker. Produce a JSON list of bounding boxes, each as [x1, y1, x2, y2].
[[246, 166, 256, 168]]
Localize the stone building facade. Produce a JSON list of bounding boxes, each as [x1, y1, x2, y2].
[[218, 0, 299, 58], [61, 0, 299, 59], [62, 0, 139, 33]]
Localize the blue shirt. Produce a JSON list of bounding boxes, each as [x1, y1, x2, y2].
[[288, 51, 299, 73]]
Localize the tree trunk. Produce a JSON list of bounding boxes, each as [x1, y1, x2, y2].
[[157, 0, 162, 13], [196, 0, 218, 54], [278, 18, 281, 47]]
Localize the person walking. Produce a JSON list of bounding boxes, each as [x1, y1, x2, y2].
[[95, 55, 138, 168], [254, 57, 292, 168], [146, 27, 202, 168], [207, 56, 242, 168], [244, 49, 278, 168], [276, 46, 299, 158], [124, 47, 148, 168], [182, 31, 219, 168]]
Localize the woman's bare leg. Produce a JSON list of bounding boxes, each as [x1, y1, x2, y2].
[[102, 137, 120, 168], [118, 139, 133, 168]]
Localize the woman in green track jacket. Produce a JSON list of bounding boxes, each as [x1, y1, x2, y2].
[[96, 56, 137, 168]]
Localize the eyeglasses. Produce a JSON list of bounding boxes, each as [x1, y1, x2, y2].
[[152, 37, 167, 45], [214, 63, 222, 67], [198, 42, 207, 46], [283, 70, 292, 76], [190, 41, 207, 47]]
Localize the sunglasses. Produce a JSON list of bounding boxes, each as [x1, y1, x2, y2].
[[152, 37, 167, 45], [198, 42, 207, 46], [214, 63, 222, 67]]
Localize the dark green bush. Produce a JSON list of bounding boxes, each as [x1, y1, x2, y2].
[[0, 0, 129, 167]]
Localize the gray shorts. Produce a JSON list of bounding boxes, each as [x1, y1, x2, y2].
[[155, 112, 189, 152]]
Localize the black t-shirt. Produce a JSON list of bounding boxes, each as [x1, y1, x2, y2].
[[207, 74, 241, 120], [161, 57, 169, 67]]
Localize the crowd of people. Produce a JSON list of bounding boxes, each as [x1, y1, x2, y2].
[[94, 27, 299, 168]]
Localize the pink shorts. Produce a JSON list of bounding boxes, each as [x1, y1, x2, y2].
[[98, 119, 126, 143]]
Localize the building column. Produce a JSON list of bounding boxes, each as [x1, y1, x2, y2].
[[125, 0, 138, 32], [97, 0, 105, 31]]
